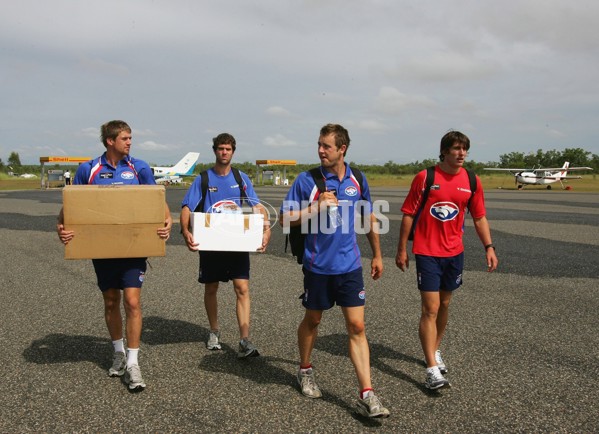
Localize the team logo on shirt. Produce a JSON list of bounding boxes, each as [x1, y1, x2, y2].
[[121, 171, 135, 180], [100, 173, 113, 179], [430, 201, 459, 222], [209, 200, 241, 213], [345, 186, 358, 196]]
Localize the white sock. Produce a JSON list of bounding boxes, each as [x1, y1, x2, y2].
[[112, 339, 125, 354], [127, 348, 139, 367]]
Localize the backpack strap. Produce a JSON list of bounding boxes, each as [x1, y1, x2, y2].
[[308, 167, 327, 194], [408, 166, 435, 241], [465, 168, 477, 212], [195, 170, 210, 212], [231, 167, 249, 206], [349, 166, 364, 198]]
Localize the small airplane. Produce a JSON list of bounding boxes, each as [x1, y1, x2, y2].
[[152, 152, 200, 184], [484, 162, 593, 190]]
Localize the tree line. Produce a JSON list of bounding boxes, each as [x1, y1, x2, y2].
[[2, 147, 598, 177]]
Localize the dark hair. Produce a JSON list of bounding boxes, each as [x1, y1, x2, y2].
[[439, 130, 470, 161], [100, 120, 131, 148], [320, 123, 350, 156], [212, 133, 236, 152]]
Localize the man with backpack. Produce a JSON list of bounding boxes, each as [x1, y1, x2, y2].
[[279, 124, 389, 419], [395, 130, 498, 390], [180, 133, 270, 358]]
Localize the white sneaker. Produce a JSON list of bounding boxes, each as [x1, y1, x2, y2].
[[435, 350, 448, 374], [124, 364, 146, 391], [297, 368, 322, 398], [425, 367, 450, 390], [108, 351, 126, 377], [207, 331, 221, 350]]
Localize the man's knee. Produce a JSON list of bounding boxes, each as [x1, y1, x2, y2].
[[346, 319, 365, 336]]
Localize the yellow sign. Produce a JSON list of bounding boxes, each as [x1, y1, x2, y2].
[[40, 156, 92, 163], [255, 160, 296, 165]]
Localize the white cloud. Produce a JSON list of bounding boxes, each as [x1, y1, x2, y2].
[[136, 141, 173, 151], [1, 0, 598, 165], [374, 87, 437, 115], [263, 134, 296, 148], [265, 106, 292, 117]]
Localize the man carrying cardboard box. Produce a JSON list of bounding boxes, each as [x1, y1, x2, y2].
[[180, 133, 271, 358], [56, 120, 172, 392]]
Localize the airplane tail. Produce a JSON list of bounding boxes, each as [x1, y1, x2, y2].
[[171, 152, 200, 176], [559, 161, 570, 178]]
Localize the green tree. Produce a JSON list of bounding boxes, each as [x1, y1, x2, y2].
[[499, 152, 525, 167], [561, 148, 591, 167], [8, 152, 21, 167]]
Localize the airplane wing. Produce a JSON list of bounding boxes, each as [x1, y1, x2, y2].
[[559, 166, 593, 171], [483, 168, 525, 174]]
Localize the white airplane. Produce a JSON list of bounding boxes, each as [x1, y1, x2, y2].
[[484, 162, 593, 190], [152, 152, 200, 184]]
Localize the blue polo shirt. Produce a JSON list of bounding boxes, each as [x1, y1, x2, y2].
[[280, 164, 372, 275], [73, 153, 156, 186], [181, 168, 259, 213]]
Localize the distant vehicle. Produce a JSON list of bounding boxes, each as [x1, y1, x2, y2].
[[151, 152, 200, 185], [20, 173, 37, 179], [484, 162, 593, 189]]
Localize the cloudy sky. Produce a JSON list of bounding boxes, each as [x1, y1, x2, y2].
[[2, 0, 598, 166]]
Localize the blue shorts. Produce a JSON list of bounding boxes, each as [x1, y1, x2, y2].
[[301, 267, 365, 310], [415, 253, 464, 292], [92, 258, 147, 292], [198, 251, 250, 283]]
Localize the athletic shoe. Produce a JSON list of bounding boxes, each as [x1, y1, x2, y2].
[[108, 351, 126, 377], [424, 368, 450, 390], [435, 350, 448, 374], [238, 338, 260, 358], [207, 331, 222, 350], [297, 368, 322, 399], [124, 364, 146, 391], [356, 393, 390, 418], [423, 350, 448, 374]]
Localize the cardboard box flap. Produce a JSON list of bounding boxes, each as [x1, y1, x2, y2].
[[63, 185, 165, 224], [203, 213, 252, 231]]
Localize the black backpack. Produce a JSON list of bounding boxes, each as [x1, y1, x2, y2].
[[194, 167, 248, 212], [285, 167, 364, 264], [408, 166, 477, 241]]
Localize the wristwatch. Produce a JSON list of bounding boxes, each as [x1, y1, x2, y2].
[[484, 243, 495, 251]]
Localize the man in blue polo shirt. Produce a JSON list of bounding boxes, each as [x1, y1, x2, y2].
[[279, 123, 389, 419], [57, 120, 172, 392], [180, 133, 270, 358]]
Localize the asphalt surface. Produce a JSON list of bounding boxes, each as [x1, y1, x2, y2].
[[1, 186, 598, 433]]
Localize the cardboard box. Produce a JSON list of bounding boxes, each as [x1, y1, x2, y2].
[[191, 212, 264, 252], [63, 185, 166, 259]]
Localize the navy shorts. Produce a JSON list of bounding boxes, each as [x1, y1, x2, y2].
[[301, 267, 365, 310], [92, 258, 147, 292], [198, 251, 250, 283], [415, 253, 464, 292]]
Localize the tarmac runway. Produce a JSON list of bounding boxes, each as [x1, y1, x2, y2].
[[0, 186, 598, 432]]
